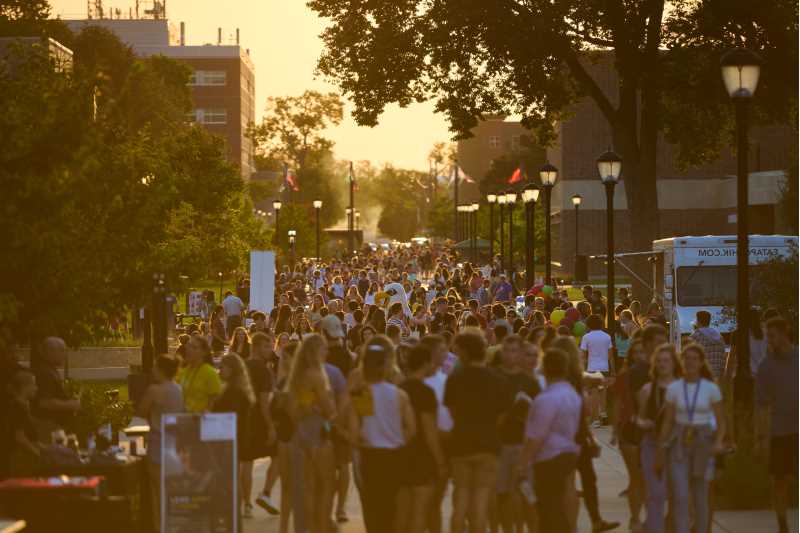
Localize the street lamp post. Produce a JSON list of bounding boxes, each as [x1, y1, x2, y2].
[[288, 230, 297, 270], [355, 210, 361, 230], [721, 47, 762, 404], [497, 194, 507, 271], [539, 163, 558, 285], [217, 271, 224, 302], [272, 200, 282, 247], [572, 194, 583, 276], [506, 190, 517, 276], [487, 194, 497, 261], [471, 202, 479, 264], [348, 162, 355, 255], [597, 150, 623, 339], [522, 184, 540, 289], [313, 199, 322, 259]]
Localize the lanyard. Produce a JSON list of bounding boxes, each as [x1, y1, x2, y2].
[[682, 379, 702, 424]]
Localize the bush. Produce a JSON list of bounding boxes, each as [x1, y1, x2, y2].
[[64, 380, 134, 444]]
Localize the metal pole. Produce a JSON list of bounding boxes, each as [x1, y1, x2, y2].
[[348, 161, 355, 254], [525, 201, 533, 289], [315, 207, 321, 259], [472, 210, 477, 264], [489, 203, 495, 261], [545, 186, 552, 285], [141, 305, 153, 374], [453, 165, 459, 243], [532, 199, 537, 285], [508, 202, 514, 276], [734, 98, 752, 400], [499, 203, 505, 272], [606, 182, 616, 341], [274, 208, 280, 248], [575, 203, 580, 259]]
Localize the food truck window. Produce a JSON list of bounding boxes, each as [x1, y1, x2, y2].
[[676, 265, 763, 307]]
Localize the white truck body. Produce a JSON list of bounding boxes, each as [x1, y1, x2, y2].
[[651, 235, 797, 346]]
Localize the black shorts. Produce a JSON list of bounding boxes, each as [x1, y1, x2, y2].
[[770, 434, 798, 478]]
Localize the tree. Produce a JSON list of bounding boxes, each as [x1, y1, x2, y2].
[[0, 24, 266, 348], [309, 0, 797, 288], [250, 90, 344, 171]]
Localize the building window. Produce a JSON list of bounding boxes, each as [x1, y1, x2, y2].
[[188, 70, 227, 86], [489, 135, 500, 148], [192, 108, 228, 125], [511, 135, 521, 151]]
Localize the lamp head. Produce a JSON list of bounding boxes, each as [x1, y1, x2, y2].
[[313, 199, 322, 209], [486, 193, 497, 204], [571, 194, 583, 207], [539, 163, 558, 187], [272, 200, 282, 210], [720, 47, 762, 99], [596, 150, 623, 184]]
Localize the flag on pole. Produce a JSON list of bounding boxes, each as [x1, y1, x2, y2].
[[286, 170, 299, 191], [508, 167, 522, 184], [450, 165, 475, 184]]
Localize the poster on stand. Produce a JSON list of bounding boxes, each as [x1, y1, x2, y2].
[[161, 413, 237, 533]]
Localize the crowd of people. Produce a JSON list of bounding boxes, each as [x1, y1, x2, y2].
[[1, 243, 796, 533]]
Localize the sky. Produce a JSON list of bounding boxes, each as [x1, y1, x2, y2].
[[50, 0, 452, 170]]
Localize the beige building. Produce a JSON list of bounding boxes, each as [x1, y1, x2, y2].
[[66, 18, 256, 179]]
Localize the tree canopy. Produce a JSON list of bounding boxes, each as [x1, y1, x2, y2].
[[0, 20, 267, 348]]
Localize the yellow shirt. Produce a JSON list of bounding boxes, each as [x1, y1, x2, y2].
[[179, 363, 222, 413]]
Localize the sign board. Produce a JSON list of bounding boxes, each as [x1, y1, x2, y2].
[[250, 251, 276, 314], [187, 291, 206, 318], [161, 413, 237, 533]]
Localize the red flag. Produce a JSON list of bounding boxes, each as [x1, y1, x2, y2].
[[286, 171, 299, 191], [508, 167, 522, 184]]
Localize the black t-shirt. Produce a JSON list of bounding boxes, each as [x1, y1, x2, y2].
[[444, 365, 510, 457], [496, 370, 541, 445], [400, 379, 438, 470], [1, 398, 37, 475], [213, 387, 252, 455], [628, 360, 651, 411]]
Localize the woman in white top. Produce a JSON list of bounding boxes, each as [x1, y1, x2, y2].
[[348, 337, 415, 533], [656, 343, 726, 533]]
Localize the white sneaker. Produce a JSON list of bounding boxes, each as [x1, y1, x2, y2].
[[255, 494, 279, 515]]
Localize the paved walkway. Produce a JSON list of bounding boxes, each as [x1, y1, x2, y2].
[[244, 427, 797, 532]]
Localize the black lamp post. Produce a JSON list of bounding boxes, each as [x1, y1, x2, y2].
[[506, 190, 517, 276], [288, 230, 297, 270], [152, 272, 168, 358], [572, 194, 583, 271], [471, 202, 479, 263], [348, 162, 355, 255], [313, 199, 322, 259], [597, 150, 623, 338], [217, 271, 224, 302], [539, 163, 558, 285], [498, 194, 507, 271], [487, 193, 497, 261], [272, 200, 282, 247], [522, 184, 540, 289], [721, 47, 762, 403]]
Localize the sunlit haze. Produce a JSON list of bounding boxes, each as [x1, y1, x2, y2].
[[51, 0, 451, 170]]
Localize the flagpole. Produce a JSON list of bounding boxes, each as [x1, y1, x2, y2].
[[283, 162, 288, 205], [453, 163, 459, 244], [349, 161, 355, 256]]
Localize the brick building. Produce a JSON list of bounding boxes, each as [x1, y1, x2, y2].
[[66, 18, 256, 179]]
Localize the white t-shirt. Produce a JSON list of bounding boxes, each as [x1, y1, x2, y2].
[[665, 378, 722, 426], [222, 295, 244, 317], [579, 329, 613, 372], [424, 370, 454, 432]]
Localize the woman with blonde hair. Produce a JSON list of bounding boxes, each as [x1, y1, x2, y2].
[[286, 334, 337, 533], [213, 353, 256, 516]]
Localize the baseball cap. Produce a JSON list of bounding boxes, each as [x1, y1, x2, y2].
[[320, 314, 345, 339]]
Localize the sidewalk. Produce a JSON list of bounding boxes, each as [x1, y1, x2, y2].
[[244, 427, 797, 532]]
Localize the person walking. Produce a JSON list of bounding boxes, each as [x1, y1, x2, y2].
[[444, 329, 509, 533], [349, 339, 415, 533], [755, 317, 798, 533], [213, 353, 256, 518], [179, 336, 221, 413], [222, 290, 246, 335], [637, 343, 681, 533], [137, 355, 184, 532], [689, 311, 726, 379], [580, 314, 613, 425], [519, 348, 581, 533], [656, 344, 726, 533], [32, 337, 81, 441]]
